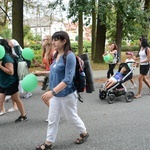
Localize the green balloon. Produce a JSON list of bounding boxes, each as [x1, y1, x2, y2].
[[22, 48, 34, 60], [108, 54, 113, 62], [103, 55, 109, 63], [103, 54, 113, 63], [0, 45, 5, 59], [21, 73, 38, 92]]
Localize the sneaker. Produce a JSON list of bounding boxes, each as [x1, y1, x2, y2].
[[45, 119, 48, 122], [23, 93, 32, 99], [5, 96, 11, 102], [0, 111, 6, 116], [131, 84, 137, 89], [15, 115, 28, 123]]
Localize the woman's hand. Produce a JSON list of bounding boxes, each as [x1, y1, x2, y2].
[[32, 59, 40, 67], [41, 91, 53, 104], [33, 62, 40, 67]]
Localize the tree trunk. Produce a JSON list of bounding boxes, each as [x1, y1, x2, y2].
[[12, 0, 24, 48], [78, 10, 83, 56], [93, 14, 106, 63], [91, 0, 96, 61], [143, 0, 150, 37], [115, 9, 123, 62]]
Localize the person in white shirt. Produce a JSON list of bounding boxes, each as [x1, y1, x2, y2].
[[125, 51, 137, 88], [103, 43, 118, 78], [133, 38, 150, 99]]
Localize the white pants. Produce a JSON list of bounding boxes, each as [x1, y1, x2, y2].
[[46, 91, 87, 143]]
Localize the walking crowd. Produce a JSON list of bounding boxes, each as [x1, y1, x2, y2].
[[0, 33, 150, 150]]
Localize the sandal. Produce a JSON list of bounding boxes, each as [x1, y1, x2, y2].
[[134, 94, 141, 99], [7, 107, 18, 113], [36, 143, 52, 150], [75, 132, 89, 144]]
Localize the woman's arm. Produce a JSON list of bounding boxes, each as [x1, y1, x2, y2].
[[0, 62, 14, 75], [102, 51, 109, 57], [33, 70, 49, 76], [32, 59, 46, 69], [109, 50, 117, 54]]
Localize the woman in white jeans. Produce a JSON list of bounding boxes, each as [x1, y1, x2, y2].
[[36, 31, 89, 150]]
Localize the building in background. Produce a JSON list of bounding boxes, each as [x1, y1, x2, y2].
[[24, 17, 91, 42]]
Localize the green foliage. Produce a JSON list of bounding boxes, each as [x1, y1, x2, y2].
[[30, 49, 42, 67], [23, 25, 30, 37], [0, 25, 11, 39], [121, 45, 139, 52], [105, 0, 147, 41], [71, 42, 78, 53], [29, 42, 41, 51], [68, 0, 91, 25], [71, 41, 91, 53], [121, 40, 127, 45], [23, 25, 42, 50]]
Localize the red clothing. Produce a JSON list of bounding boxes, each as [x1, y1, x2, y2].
[[42, 49, 56, 71], [42, 58, 50, 71]]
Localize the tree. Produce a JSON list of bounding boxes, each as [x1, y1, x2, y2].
[[0, 0, 11, 27], [91, 0, 96, 60], [68, 0, 91, 55], [93, 0, 107, 63], [12, 0, 24, 47], [142, 0, 150, 37]]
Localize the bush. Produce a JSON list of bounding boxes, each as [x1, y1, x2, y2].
[[121, 45, 139, 52], [29, 43, 41, 51], [0, 25, 11, 39], [71, 42, 78, 52], [30, 49, 42, 68], [71, 41, 91, 53]]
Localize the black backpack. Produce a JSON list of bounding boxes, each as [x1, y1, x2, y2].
[[64, 52, 95, 102], [64, 52, 86, 102]]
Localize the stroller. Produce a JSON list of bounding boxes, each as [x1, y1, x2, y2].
[[99, 62, 136, 104]]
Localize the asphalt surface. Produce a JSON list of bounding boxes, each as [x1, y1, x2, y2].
[[1, 69, 150, 150]]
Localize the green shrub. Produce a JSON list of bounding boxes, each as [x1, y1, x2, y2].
[[0, 25, 11, 39], [71, 42, 78, 52], [121, 40, 127, 45], [30, 50, 42, 67], [71, 41, 91, 53], [29, 43, 41, 51], [121, 45, 139, 52]]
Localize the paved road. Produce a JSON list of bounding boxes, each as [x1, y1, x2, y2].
[[1, 74, 150, 150]]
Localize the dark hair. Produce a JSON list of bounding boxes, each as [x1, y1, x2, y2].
[[139, 35, 145, 41], [52, 31, 72, 58], [141, 38, 149, 48], [0, 39, 12, 54], [110, 42, 118, 51]]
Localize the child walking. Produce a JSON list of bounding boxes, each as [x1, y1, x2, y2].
[[125, 52, 137, 88]]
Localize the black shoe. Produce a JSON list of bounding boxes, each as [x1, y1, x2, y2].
[[41, 77, 49, 90], [15, 115, 28, 123]]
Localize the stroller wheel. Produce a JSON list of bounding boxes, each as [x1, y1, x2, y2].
[[125, 91, 134, 102], [107, 94, 115, 104], [99, 90, 107, 100]]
